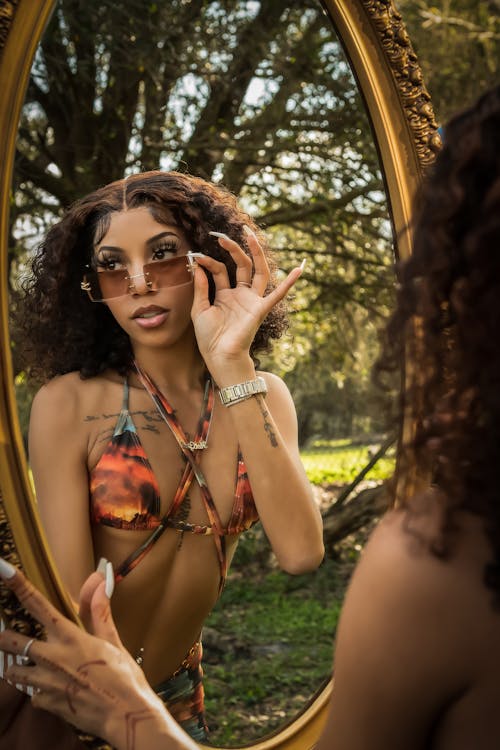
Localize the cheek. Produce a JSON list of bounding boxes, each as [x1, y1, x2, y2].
[[170, 283, 195, 309]]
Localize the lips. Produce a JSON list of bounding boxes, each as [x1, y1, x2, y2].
[[132, 305, 169, 329], [132, 305, 167, 319]]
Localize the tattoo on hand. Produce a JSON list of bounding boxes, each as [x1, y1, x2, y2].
[[125, 709, 155, 750], [256, 396, 278, 447], [66, 660, 107, 714]]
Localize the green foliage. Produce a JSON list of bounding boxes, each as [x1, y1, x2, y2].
[[203, 556, 347, 745], [301, 440, 395, 485], [397, 0, 500, 123], [202, 437, 385, 744], [12, 0, 396, 446]]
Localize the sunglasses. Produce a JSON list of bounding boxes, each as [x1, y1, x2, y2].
[[80, 253, 204, 302]]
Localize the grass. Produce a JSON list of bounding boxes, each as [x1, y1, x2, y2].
[[202, 438, 389, 746], [203, 555, 348, 746], [301, 438, 394, 485]]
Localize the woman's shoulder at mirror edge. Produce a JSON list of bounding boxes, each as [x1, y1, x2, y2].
[[15, 168, 324, 742], [317, 83, 500, 750]]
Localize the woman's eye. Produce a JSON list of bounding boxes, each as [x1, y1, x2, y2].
[[96, 256, 122, 271], [152, 241, 178, 260]]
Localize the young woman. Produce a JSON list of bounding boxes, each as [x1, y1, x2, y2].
[[2, 84, 499, 749], [15, 171, 324, 740]]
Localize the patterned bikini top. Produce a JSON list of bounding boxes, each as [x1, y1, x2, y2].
[[89, 362, 259, 592]]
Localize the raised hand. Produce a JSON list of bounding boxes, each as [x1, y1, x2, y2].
[[190, 227, 304, 384]]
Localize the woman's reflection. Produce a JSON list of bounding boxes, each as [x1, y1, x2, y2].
[[17, 170, 324, 741]]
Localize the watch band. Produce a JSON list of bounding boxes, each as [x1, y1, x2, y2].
[[218, 376, 268, 407]]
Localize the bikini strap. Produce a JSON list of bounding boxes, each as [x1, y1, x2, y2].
[[115, 363, 227, 594], [113, 377, 136, 437], [134, 361, 227, 594]]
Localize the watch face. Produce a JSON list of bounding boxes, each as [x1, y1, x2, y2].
[[219, 378, 267, 406]]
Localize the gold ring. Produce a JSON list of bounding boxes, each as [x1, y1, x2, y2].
[[236, 281, 252, 288]]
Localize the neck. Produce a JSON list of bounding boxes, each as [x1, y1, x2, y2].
[[131, 340, 207, 392]]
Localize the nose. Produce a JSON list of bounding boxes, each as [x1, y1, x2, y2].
[[128, 267, 153, 295]]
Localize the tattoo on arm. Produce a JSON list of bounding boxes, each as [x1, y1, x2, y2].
[[256, 396, 278, 447]]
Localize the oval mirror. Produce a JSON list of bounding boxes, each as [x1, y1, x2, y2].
[[0, 1, 438, 749]]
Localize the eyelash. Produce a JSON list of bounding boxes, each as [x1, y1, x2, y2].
[[95, 240, 179, 270]]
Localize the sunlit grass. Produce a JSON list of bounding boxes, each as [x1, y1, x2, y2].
[[203, 439, 391, 744], [301, 439, 395, 485]]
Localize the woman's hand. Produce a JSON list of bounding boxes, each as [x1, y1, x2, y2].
[[191, 227, 304, 384], [0, 559, 193, 750]]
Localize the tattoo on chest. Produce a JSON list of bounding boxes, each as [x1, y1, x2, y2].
[[84, 409, 164, 441]]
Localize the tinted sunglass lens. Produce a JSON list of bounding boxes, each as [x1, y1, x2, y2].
[[81, 256, 192, 302], [97, 269, 130, 300], [81, 269, 129, 301], [144, 256, 192, 288]]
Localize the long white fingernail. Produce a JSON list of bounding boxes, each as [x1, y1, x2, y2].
[[186, 252, 205, 270], [0, 558, 16, 580], [96, 557, 107, 576], [208, 231, 230, 241], [299, 258, 307, 271], [243, 225, 255, 237], [105, 562, 115, 599]]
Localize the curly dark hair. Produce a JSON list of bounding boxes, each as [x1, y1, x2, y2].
[[18, 171, 288, 380], [378, 85, 500, 600]]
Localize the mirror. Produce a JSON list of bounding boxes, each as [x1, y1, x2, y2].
[[0, 1, 438, 749]]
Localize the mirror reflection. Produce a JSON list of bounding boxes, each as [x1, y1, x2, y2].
[[9, 0, 395, 745]]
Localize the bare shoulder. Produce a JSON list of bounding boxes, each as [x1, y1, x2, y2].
[[354, 508, 492, 619], [340, 506, 499, 677], [29, 371, 117, 437], [31, 372, 84, 422], [320, 508, 500, 750]]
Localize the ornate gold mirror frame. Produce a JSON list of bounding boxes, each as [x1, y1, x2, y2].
[[0, 1, 438, 748]]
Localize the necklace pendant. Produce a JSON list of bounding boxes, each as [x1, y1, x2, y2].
[[182, 439, 208, 451]]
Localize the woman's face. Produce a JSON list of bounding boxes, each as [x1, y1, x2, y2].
[[93, 206, 196, 352]]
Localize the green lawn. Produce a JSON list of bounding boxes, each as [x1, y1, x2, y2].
[[301, 438, 394, 485], [203, 556, 347, 745], [202, 438, 388, 745]]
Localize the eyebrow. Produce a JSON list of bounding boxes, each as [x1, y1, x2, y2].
[[96, 231, 180, 253]]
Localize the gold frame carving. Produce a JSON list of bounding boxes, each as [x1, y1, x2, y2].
[[0, 1, 438, 748]]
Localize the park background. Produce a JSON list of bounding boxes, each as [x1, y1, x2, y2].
[[7, 1, 499, 744]]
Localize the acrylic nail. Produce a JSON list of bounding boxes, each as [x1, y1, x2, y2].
[[208, 231, 230, 241], [105, 561, 115, 599], [0, 558, 16, 580], [243, 225, 255, 237], [96, 557, 107, 576], [299, 258, 307, 271], [186, 252, 205, 267]]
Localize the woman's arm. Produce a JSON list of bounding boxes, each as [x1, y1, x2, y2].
[[192, 232, 324, 573], [222, 371, 324, 573], [29, 376, 95, 606], [0, 560, 196, 750]]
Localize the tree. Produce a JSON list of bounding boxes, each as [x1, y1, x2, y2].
[[397, 0, 500, 123], [11, 0, 394, 446]]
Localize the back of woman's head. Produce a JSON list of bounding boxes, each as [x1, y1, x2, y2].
[[17, 171, 287, 380], [381, 84, 500, 595]]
